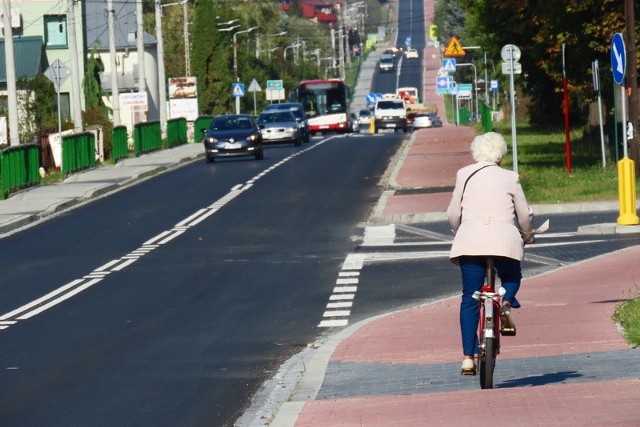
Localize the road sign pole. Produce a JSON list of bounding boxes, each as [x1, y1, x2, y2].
[[236, 97, 241, 115], [509, 50, 518, 174]]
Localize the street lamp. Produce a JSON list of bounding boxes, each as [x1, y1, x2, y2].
[[284, 43, 301, 62], [231, 26, 258, 81], [257, 31, 287, 59], [217, 19, 239, 27], [218, 25, 258, 113]]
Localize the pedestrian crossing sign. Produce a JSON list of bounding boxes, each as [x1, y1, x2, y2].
[[442, 58, 456, 72], [443, 36, 466, 57], [232, 83, 245, 97]]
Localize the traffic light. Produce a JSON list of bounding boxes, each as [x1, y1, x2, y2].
[[429, 25, 438, 41]]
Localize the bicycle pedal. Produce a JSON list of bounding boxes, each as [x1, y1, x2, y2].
[[500, 327, 516, 336], [460, 367, 477, 376]]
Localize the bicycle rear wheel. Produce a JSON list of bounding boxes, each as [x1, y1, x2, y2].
[[479, 336, 495, 389]]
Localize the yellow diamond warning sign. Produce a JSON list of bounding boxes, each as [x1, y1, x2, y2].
[[443, 36, 466, 57]]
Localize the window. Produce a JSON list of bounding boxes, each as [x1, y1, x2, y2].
[[56, 93, 71, 121], [44, 15, 67, 48]]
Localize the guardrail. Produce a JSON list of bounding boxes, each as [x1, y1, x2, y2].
[[166, 118, 188, 148], [193, 115, 214, 141], [112, 125, 129, 163], [134, 121, 162, 156], [62, 132, 96, 176], [0, 143, 41, 198]]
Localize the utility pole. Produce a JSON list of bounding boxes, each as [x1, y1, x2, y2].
[[2, 0, 19, 145], [624, 0, 639, 169], [67, 0, 83, 132], [183, 0, 190, 76], [155, 0, 167, 135], [136, 0, 146, 93], [107, 0, 121, 126]]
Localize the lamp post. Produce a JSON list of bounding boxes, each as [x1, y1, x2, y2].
[[231, 27, 258, 81], [257, 31, 287, 59], [218, 25, 257, 113], [284, 43, 301, 62]]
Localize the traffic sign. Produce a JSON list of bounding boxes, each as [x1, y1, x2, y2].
[[502, 62, 522, 75], [442, 58, 456, 72], [266, 80, 283, 90], [501, 44, 521, 62], [443, 36, 465, 57], [248, 79, 262, 92], [232, 83, 245, 97], [44, 59, 71, 89], [436, 76, 453, 95], [611, 33, 626, 85]]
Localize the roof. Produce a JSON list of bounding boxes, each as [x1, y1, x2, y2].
[[0, 36, 45, 83]]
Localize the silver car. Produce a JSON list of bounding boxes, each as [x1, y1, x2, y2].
[[257, 111, 303, 146]]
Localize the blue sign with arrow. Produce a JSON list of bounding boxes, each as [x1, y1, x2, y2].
[[611, 33, 626, 85]]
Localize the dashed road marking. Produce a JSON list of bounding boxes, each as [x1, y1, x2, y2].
[[0, 139, 336, 332]]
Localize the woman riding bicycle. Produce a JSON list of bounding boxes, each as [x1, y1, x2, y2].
[[446, 132, 535, 374]]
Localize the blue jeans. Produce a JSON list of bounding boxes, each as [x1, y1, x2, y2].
[[459, 256, 522, 356]]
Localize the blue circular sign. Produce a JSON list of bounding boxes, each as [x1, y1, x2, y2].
[[611, 33, 626, 85]]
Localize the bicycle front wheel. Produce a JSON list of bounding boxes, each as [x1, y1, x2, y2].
[[479, 336, 495, 389]]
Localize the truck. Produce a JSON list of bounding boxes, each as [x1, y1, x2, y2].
[[373, 96, 408, 133], [396, 87, 438, 126]]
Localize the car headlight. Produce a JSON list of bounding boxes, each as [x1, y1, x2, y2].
[[206, 137, 218, 143], [287, 127, 296, 132], [298, 122, 305, 129], [247, 134, 258, 141]]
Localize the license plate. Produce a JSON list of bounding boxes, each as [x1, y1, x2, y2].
[[319, 125, 329, 129], [225, 142, 241, 149], [386, 123, 396, 128]]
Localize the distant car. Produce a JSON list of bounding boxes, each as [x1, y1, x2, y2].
[[426, 112, 443, 127], [404, 48, 419, 59], [412, 113, 433, 129], [349, 113, 360, 133], [265, 102, 310, 142], [379, 52, 395, 72], [358, 109, 372, 126], [257, 110, 303, 146], [201, 114, 264, 163]]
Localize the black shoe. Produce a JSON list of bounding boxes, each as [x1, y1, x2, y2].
[[500, 305, 516, 336]]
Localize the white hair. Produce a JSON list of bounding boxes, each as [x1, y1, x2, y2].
[[470, 132, 508, 163]]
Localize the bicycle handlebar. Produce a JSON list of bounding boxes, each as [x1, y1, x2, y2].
[[521, 219, 550, 244]]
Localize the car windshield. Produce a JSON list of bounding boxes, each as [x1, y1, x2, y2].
[[267, 104, 304, 119], [258, 112, 295, 123], [359, 110, 370, 117], [377, 101, 403, 109], [211, 117, 253, 131]]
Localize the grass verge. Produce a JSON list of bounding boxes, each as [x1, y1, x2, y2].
[[614, 297, 640, 347]]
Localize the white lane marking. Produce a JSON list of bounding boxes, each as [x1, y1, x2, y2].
[[336, 278, 358, 285], [329, 294, 355, 301], [333, 286, 357, 293], [318, 319, 349, 327], [327, 302, 353, 309], [1, 139, 334, 332], [322, 310, 351, 318]]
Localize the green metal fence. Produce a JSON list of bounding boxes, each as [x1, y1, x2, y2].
[[112, 125, 129, 163], [166, 118, 188, 148], [62, 132, 96, 176], [134, 121, 162, 156], [0, 143, 41, 198], [193, 116, 215, 142], [481, 103, 493, 132]]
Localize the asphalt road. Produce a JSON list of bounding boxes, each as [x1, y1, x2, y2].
[[0, 133, 402, 426]]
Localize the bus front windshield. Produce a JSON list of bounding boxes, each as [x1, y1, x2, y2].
[[299, 89, 346, 117]]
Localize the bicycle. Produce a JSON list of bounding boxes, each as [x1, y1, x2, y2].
[[463, 220, 549, 389], [473, 257, 504, 389]]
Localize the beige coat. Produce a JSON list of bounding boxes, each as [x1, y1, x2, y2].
[[447, 161, 534, 263]]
